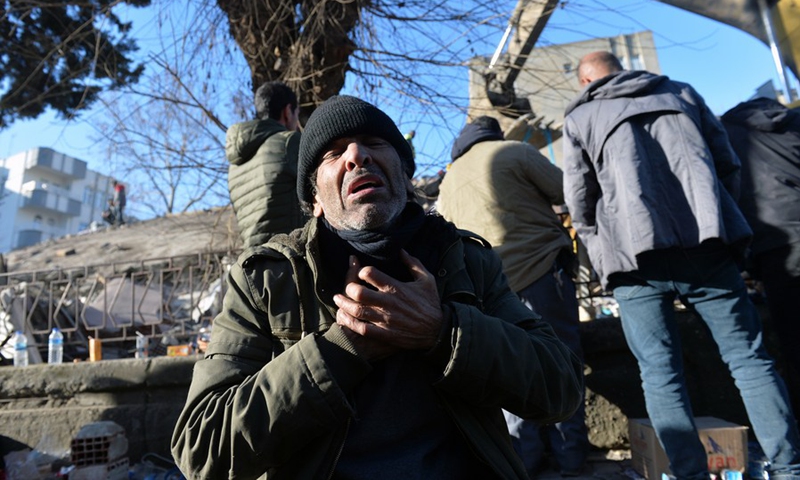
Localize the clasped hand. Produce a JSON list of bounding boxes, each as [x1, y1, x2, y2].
[[333, 250, 444, 361]]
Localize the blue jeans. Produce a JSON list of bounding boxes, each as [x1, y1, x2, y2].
[[611, 242, 800, 480], [505, 259, 589, 476]]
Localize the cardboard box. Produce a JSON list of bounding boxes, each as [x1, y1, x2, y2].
[[629, 416, 748, 479], [167, 344, 192, 356]]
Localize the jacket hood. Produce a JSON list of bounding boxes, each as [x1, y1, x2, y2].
[[226, 118, 287, 166], [450, 122, 504, 161], [721, 97, 796, 132], [565, 70, 669, 117]]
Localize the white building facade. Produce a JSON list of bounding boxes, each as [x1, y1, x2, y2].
[[0, 148, 114, 253]]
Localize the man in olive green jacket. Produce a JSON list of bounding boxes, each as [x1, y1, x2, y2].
[[226, 81, 305, 248], [172, 96, 583, 480]]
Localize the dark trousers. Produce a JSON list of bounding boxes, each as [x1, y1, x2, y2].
[[504, 258, 588, 476], [755, 242, 800, 390]]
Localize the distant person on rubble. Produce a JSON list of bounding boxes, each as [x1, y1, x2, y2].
[[721, 97, 800, 388], [171, 94, 582, 479], [111, 180, 126, 226], [437, 115, 589, 477], [101, 198, 116, 226], [563, 51, 800, 480], [225, 81, 305, 249]]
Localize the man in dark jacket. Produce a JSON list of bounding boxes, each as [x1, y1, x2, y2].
[[226, 81, 305, 248], [172, 95, 583, 479], [563, 51, 800, 480], [438, 116, 588, 476], [721, 97, 800, 390]]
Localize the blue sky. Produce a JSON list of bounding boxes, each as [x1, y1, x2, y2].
[[0, 1, 794, 184], [542, 1, 790, 114]]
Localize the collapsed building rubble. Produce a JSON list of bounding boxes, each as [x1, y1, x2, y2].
[[0, 251, 234, 365]]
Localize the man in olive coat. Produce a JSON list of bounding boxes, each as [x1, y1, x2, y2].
[[172, 95, 583, 480]]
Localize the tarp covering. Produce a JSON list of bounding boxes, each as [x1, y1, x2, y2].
[[657, 0, 798, 78]]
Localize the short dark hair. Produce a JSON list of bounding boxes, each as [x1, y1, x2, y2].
[[254, 81, 298, 120]]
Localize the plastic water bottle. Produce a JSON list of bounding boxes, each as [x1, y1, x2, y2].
[[135, 333, 148, 359], [48, 327, 64, 364], [13, 331, 28, 367]]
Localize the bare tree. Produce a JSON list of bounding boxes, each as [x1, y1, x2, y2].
[[100, 0, 719, 216], [94, 0, 242, 216], [210, 0, 521, 174], [96, 85, 229, 216], [90, 0, 522, 214]]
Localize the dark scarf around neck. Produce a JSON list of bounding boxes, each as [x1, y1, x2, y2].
[[318, 202, 458, 289]]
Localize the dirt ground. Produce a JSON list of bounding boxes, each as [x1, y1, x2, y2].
[[3, 207, 241, 274]]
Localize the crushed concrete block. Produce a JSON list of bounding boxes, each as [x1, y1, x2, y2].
[[70, 421, 128, 467], [83, 277, 163, 331]]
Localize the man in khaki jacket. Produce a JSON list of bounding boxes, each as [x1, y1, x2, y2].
[[437, 115, 588, 476]]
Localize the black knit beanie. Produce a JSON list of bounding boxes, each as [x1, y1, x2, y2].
[[297, 95, 415, 205]]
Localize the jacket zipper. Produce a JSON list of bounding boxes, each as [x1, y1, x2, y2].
[[325, 418, 351, 480]]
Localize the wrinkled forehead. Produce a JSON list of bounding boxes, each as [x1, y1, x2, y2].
[[319, 134, 394, 154]]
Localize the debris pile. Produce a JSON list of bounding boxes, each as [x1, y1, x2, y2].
[[0, 251, 233, 365], [70, 422, 129, 480]]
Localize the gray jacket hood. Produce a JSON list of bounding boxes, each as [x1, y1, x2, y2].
[[565, 70, 669, 117]]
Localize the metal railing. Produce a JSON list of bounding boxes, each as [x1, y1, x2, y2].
[[0, 250, 239, 361], [0, 233, 623, 363]]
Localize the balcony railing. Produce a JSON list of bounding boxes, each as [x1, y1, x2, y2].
[[23, 147, 87, 181], [20, 182, 82, 217]]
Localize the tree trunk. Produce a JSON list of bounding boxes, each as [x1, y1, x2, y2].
[[215, 0, 367, 122]]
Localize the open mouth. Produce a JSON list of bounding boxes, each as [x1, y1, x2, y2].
[[347, 175, 384, 196]]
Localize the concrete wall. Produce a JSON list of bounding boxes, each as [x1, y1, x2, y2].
[[0, 356, 196, 464], [581, 305, 800, 448], [1, 308, 797, 465]]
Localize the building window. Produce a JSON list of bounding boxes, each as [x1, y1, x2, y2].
[[47, 218, 55, 226], [630, 54, 644, 71], [0, 168, 7, 199], [34, 215, 43, 224]]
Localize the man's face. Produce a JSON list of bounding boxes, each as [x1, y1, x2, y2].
[[286, 105, 300, 132], [312, 134, 410, 231]]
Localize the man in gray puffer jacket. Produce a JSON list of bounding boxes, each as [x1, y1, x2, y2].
[[226, 81, 306, 248], [563, 51, 800, 480]]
